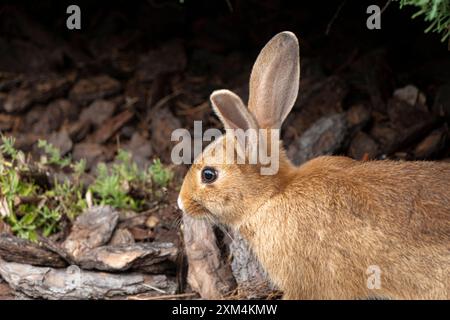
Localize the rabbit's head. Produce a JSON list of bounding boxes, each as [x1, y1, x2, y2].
[[178, 31, 300, 226]]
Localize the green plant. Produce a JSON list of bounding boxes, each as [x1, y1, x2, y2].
[[1, 136, 174, 241], [90, 162, 141, 210], [149, 159, 174, 188], [397, 0, 450, 41], [38, 139, 71, 167]]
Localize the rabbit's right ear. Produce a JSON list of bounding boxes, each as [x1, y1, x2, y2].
[[248, 31, 300, 130]]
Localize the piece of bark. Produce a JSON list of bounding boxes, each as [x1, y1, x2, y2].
[[109, 228, 135, 246], [0, 234, 66, 268], [182, 214, 236, 299], [66, 120, 91, 143], [230, 231, 274, 298], [62, 206, 119, 260], [371, 118, 437, 155], [150, 108, 181, 162], [348, 131, 379, 160], [4, 89, 33, 113], [69, 75, 121, 105], [0, 259, 176, 300], [33, 74, 75, 104], [88, 109, 134, 144], [47, 130, 73, 156], [346, 104, 371, 131], [129, 227, 154, 241], [413, 126, 448, 159], [72, 142, 107, 170], [288, 113, 348, 165], [80, 99, 117, 128], [75, 242, 177, 273]]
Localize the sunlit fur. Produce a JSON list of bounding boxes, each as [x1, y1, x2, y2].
[[178, 31, 450, 299], [179, 136, 450, 299]]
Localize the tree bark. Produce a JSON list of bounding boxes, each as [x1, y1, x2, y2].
[[0, 258, 176, 300], [182, 214, 235, 299], [0, 233, 66, 268]]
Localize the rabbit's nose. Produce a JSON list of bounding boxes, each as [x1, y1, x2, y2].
[[177, 195, 185, 212]]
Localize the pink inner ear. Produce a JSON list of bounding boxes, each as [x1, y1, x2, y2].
[[248, 31, 300, 130], [211, 90, 257, 131]]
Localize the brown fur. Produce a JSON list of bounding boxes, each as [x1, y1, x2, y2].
[[178, 32, 450, 299]]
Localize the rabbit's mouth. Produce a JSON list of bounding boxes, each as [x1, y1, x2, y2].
[[178, 195, 213, 219]]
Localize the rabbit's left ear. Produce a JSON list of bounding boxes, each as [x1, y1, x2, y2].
[[210, 89, 258, 131], [248, 31, 300, 129]]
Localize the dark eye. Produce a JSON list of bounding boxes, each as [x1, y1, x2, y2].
[[201, 167, 218, 184]]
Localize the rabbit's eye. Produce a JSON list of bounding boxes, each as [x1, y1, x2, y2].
[[201, 167, 218, 184]]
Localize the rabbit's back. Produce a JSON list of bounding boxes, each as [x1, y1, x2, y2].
[[251, 156, 450, 299], [296, 156, 450, 241]]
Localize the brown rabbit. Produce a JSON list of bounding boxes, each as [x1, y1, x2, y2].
[[178, 31, 450, 299]]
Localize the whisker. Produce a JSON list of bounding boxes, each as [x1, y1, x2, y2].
[[206, 214, 235, 243]]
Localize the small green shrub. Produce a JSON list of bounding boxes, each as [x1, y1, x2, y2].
[[0, 136, 174, 241]]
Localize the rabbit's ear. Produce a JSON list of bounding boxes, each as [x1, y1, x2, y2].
[[248, 31, 300, 129], [211, 89, 258, 131]]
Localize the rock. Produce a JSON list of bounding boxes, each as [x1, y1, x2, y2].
[[79, 99, 117, 127], [136, 40, 187, 82], [348, 132, 379, 160], [62, 206, 119, 260], [89, 109, 134, 144], [288, 113, 348, 165], [47, 131, 73, 156], [4, 89, 33, 113], [413, 126, 448, 159], [73, 142, 107, 170], [393, 85, 426, 107], [69, 75, 121, 105]]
